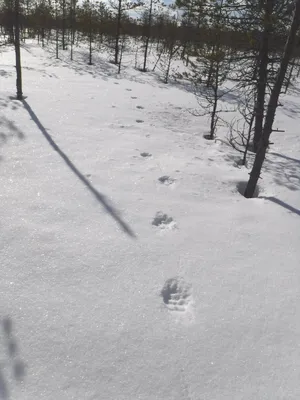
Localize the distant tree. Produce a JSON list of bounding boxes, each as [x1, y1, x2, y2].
[[192, 0, 233, 140], [70, 0, 76, 59], [110, 0, 142, 65], [140, 0, 156, 72], [1, 0, 14, 42], [174, 0, 205, 65]]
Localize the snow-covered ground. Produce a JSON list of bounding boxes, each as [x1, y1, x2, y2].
[[0, 42, 300, 400]]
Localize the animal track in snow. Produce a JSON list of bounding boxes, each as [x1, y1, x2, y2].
[[140, 152, 152, 158], [158, 176, 175, 186], [131, 96, 138, 99], [136, 105, 144, 109], [161, 277, 192, 312], [152, 212, 176, 229], [136, 119, 144, 123], [126, 88, 132, 91]]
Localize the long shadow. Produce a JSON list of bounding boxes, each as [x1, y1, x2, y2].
[[22, 100, 136, 238], [270, 152, 300, 165], [260, 196, 300, 217]]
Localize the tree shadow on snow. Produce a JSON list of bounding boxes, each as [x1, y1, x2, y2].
[[0, 97, 25, 154], [40, 45, 197, 93], [22, 100, 136, 238], [0, 316, 27, 399], [42, 47, 119, 82], [278, 98, 299, 119], [260, 196, 300, 217], [263, 152, 300, 192]]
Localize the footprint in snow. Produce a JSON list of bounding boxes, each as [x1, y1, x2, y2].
[[136, 119, 144, 123], [158, 176, 175, 186], [140, 152, 152, 158], [136, 105, 144, 109], [161, 277, 192, 312], [152, 212, 176, 230]]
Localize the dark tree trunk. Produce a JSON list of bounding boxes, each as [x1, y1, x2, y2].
[[142, 0, 153, 72], [70, 0, 75, 60], [114, 0, 122, 65], [209, 85, 218, 140], [118, 35, 125, 74], [88, 11, 92, 65], [253, 0, 274, 153], [56, 2, 59, 59], [245, 0, 300, 198], [165, 42, 175, 84], [284, 59, 295, 93], [62, 0, 66, 50], [14, 0, 23, 100]]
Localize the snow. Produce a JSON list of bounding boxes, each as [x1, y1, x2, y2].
[[0, 42, 300, 400]]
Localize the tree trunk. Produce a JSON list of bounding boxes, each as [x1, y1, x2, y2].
[[14, 0, 23, 100], [88, 12, 92, 65], [56, 1, 59, 59], [165, 42, 174, 84], [245, 0, 300, 198], [284, 59, 295, 93], [62, 0, 66, 50], [118, 35, 125, 74], [142, 0, 153, 72], [114, 0, 122, 65], [253, 0, 274, 153], [209, 65, 219, 140]]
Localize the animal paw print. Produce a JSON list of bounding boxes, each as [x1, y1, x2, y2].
[[161, 277, 192, 312]]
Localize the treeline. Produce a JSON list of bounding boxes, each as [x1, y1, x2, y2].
[[0, 0, 296, 55]]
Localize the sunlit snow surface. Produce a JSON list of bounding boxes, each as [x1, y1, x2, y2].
[[0, 42, 300, 400]]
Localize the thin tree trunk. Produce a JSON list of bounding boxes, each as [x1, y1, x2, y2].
[[14, 0, 23, 100], [209, 60, 220, 140], [152, 47, 163, 72], [165, 42, 174, 84], [118, 34, 125, 74], [284, 58, 295, 93], [56, 1, 59, 59], [253, 0, 274, 153], [70, 0, 74, 60], [142, 0, 153, 72], [62, 0, 66, 50], [245, 0, 300, 198], [242, 111, 255, 165], [114, 0, 122, 65], [88, 11, 92, 65]]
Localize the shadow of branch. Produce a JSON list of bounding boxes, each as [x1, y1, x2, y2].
[[260, 196, 300, 217], [22, 100, 136, 238]]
